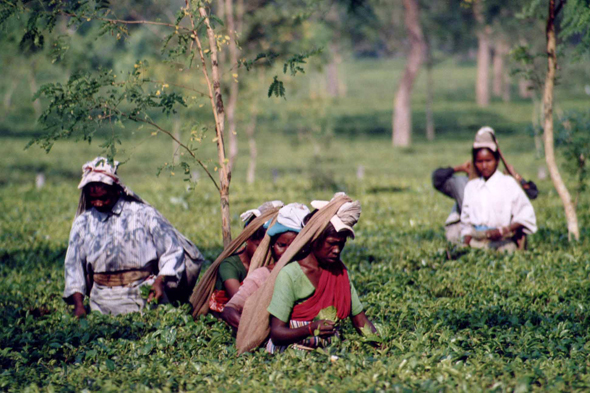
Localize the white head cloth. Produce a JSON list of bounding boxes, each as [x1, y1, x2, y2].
[[310, 192, 361, 238], [240, 200, 284, 223], [78, 157, 121, 189], [473, 126, 497, 152], [274, 203, 310, 232]]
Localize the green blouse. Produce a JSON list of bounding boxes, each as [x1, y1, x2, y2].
[[214, 254, 247, 290], [267, 262, 364, 322]]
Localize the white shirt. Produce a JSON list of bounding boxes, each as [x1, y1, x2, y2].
[[63, 198, 186, 299], [461, 171, 537, 238]]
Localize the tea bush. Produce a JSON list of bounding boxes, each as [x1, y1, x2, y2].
[[2, 131, 590, 391]]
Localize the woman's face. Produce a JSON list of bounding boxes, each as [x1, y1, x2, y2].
[[271, 231, 297, 261], [86, 183, 119, 212], [245, 238, 262, 259], [313, 233, 348, 265], [474, 148, 499, 180]]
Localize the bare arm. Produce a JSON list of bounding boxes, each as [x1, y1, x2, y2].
[[220, 306, 241, 330], [69, 292, 86, 318], [223, 278, 241, 298], [269, 316, 335, 346]]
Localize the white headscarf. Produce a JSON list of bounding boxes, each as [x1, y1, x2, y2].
[[310, 192, 361, 238], [266, 203, 310, 237], [240, 200, 284, 223]]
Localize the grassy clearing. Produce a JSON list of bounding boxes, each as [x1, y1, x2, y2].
[[1, 59, 590, 391]]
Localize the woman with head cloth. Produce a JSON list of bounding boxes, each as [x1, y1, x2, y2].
[[263, 194, 376, 353], [431, 126, 538, 244], [208, 201, 283, 313], [461, 128, 537, 252], [221, 203, 310, 329]]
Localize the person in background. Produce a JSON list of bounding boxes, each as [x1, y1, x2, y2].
[[461, 129, 538, 252], [431, 126, 538, 244], [221, 203, 310, 329], [63, 157, 204, 317]]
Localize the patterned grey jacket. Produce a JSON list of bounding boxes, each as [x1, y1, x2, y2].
[[63, 197, 198, 300]]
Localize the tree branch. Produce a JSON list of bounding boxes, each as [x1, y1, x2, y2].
[[555, 0, 567, 16], [106, 106, 220, 191], [59, 11, 192, 32], [145, 80, 209, 97]]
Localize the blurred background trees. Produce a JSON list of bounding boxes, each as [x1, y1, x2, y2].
[[1, 0, 589, 241]]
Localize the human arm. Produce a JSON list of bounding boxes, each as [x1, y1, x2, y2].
[[220, 306, 242, 330], [432, 163, 470, 209], [460, 182, 476, 244], [70, 293, 86, 318], [223, 278, 241, 298], [269, 316, 335, 346], [510, 181, 538, 234], [351, 311, 376, 335], [484, 222, 525, 241], [63, 217, 88, 314], [504, 164, 539, 200], [149, 210, 185, 287]]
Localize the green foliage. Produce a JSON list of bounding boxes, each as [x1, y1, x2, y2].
[[557, 110, 590, 201], [561, 0, 590, 58], [267, 76, 286, 99], [2, 123, 590, 389], [316, 306, 339, 323]]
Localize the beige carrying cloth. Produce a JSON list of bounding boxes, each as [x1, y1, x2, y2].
[[235, 195, 352, 354], [189, 207, 280, 318], [246, 215, 278, 275]]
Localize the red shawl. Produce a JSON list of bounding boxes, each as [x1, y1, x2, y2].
[[291, 263, 352, 321]]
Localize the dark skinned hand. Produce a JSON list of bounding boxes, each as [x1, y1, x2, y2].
[[147, 276, 165, 303], [485, 229, 503, 241], [310, 320, 336, 338], [74, 304, 87, 318], [70, 292, 87, 318]]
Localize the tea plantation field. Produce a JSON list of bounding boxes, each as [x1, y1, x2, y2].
[[2, 128, 590, 391], [2, 56, 590, 391]]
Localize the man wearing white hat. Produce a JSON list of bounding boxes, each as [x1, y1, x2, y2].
[[63, 157, 204, 317], [431, 126, 538, 244]]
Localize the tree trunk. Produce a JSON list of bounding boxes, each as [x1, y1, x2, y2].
[[197, 7, 232, 246], [29, 65, 42, 119], [474, 1, 490, 107], [326, 41, 341, 97], [493, 40, 505, 97], [216, 0, 226, 72], [225, 0, 240, 171], [392, 0, 425, 147], [492, 39, 511, 102], [245, 101, 259, 185], [502, 72, 511, 102], [543, 0, 579, 241], [425, 39, 435, 141], [245, 69, 264, 185], [2, 79, 17, 119]]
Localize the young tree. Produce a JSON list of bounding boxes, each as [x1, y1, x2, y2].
[[515, 0, 590, 240], [1, 1, 235, 246], [540, 0, 586, 241], [2, 0, 321, 245], [392, 0, 426, 147]]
